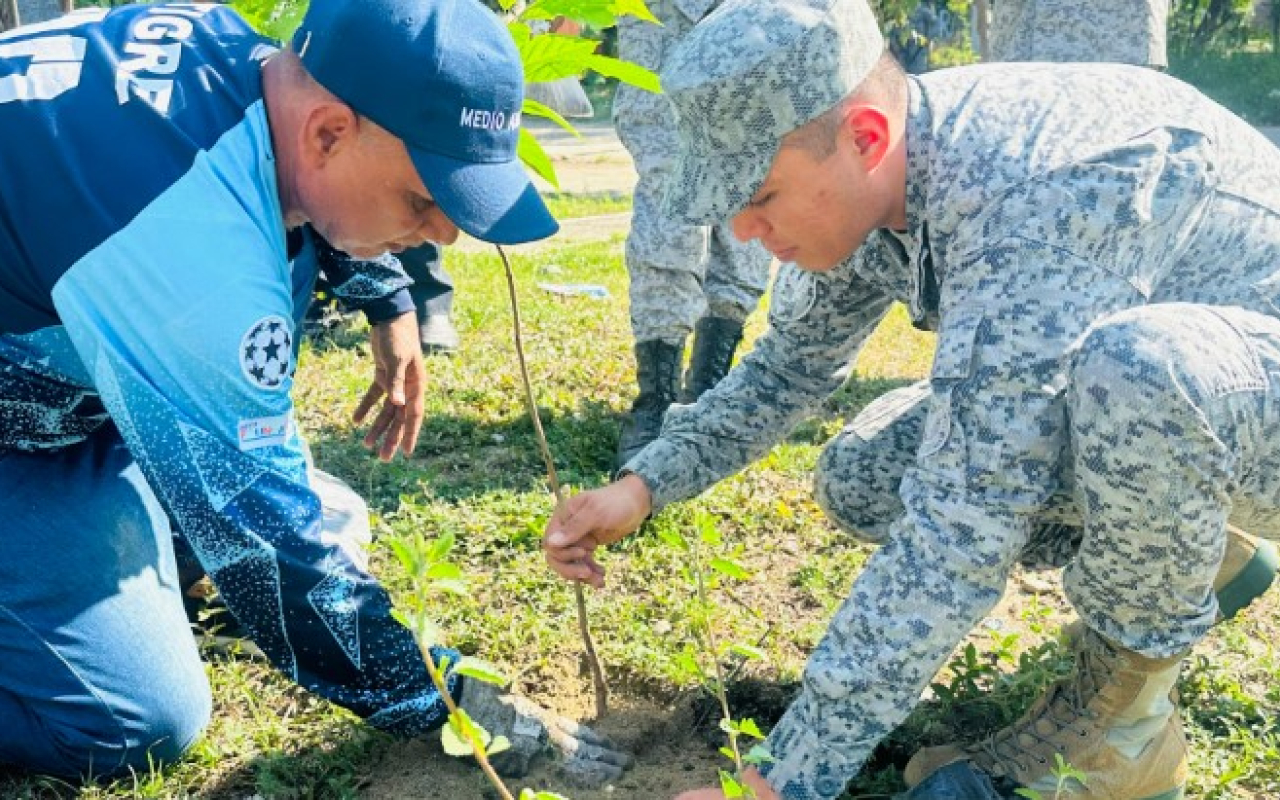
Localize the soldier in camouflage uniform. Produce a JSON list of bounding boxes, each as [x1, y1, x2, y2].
[[988, 0, 1170, 66], [544, 0, 1280, 797], [612, 0, 772, 467]]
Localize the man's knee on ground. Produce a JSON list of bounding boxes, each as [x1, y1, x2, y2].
[[814, 436, 890, 544], [22, 688, 211, 781]]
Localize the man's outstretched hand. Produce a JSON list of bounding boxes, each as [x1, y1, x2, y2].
[[542, 474, 653, 588], [355, 312, 425, 461], [461, 679, 634, 788]]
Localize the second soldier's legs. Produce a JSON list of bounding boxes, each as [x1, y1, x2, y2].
[[905, 303, 1280, 797], [612, 5, 768, 467], [401, 243, 459, 355], [1065, 303, 1280, 654]]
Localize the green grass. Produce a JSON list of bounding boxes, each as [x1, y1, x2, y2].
[[543, 191, 632, 220], [5, 238, 1280, 799], [1170, 46, 1280, 125]]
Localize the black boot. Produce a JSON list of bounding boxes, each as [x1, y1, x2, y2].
[[679, 316, 745, 403], [616, 339, 684, 469]]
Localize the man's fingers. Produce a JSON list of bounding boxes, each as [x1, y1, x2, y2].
[[400, 396, 424, 457], [362, 401, 395, 446], [377, 406, 405, 462], [545, 550, 605, 587], [544, 496, 598, 549], [384, 355, 408, 406], [353, 382, 385, 424]]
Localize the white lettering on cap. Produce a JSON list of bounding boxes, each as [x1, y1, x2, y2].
[[459, 107, 522, 131]]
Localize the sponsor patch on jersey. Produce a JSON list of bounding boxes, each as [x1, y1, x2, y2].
[[240, 315, 292, 390], [237, 412, 292, 451], [768, 264, 818, 324]]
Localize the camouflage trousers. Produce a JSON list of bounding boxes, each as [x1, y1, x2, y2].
[[814, 303, 1280, 656], [987, 0, 1169, 68], [613, 0, 771, 345]]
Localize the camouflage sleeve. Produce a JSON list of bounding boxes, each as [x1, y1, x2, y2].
[[625, 256, 893, 510], [758, 136, 1218, 797]]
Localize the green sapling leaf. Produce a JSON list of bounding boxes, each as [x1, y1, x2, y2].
[[737, 718, 765, 739], [710, 557, 750, 580], [427, 530, 455, 562], [452, 657, 509, 686], [657, 527, 689, 551], [517, 128, 559, 188], [487, 735, 512, 756], [718, 770, 746, 798], [522, 98, 580, 136], [442, 708, 488, 757], [744, 744, 775, 765], [583, 53, 661, 92], [425, 562, 469, 596], [729, 643, 766, 661], [388, 537, 417, 574]]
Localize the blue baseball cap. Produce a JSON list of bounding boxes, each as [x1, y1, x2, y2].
[[292, 0, 558, 245]]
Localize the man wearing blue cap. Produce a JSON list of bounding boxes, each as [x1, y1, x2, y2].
[[0, 0, 630, 785], [544, 0, 1280, 797]]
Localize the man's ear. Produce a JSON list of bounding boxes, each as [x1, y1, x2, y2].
[[840, 103, 893, 172], [300, 101, 359, 168]]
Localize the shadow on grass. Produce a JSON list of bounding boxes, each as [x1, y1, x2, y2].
[[305, 373, 923, 513], [305, 396, 626, 510]]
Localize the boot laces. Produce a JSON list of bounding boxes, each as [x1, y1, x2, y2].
[[971, 638, 1109, 779]]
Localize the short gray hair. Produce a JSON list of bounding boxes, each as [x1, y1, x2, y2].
[[783, 53, 908, 158]]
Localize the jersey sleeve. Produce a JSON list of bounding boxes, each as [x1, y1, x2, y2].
[[49, 118, 458, 735]]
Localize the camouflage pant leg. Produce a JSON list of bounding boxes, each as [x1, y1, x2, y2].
[[1064, 304, 1280, 657], [988, 0, 1169, 67], [815, 381, 1081, 566], [702, 223, 771, 324], [613, 4, 767, 342]]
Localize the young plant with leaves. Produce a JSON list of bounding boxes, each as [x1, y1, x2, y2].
[[389, 529, 570, 800], [496, 0, 661, 188], [1013, 754, 1089, 800], [663, 510, 772, 797]]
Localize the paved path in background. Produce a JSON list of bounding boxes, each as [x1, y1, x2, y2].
[[458, 123, 1280, 254], [456, 121, 635, 252]]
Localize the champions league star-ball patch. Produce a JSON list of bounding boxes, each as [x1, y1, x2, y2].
[[240, 316, 293, 390]]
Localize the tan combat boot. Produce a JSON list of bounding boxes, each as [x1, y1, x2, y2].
[[904, 626, 1188, 800]]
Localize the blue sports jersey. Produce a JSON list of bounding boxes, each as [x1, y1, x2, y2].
[[0, 4, 455, 735]]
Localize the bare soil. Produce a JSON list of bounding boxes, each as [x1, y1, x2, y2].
[[360, 568, 1088, 800]]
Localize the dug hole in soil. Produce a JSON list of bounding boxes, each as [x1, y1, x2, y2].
[[362, 674, 799, 800], [362, 567, 1085, 799]]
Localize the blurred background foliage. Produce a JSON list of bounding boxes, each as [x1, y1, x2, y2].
[[38, 0, 1277, 124]]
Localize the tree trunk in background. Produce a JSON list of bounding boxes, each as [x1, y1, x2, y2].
[[972, 0, 991, 60], [0, 0, 18, 33]]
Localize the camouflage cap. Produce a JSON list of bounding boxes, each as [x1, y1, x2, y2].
[[660, 0, 885, 225]]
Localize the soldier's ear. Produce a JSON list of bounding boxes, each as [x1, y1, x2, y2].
[[841, 103, 893, 172]]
